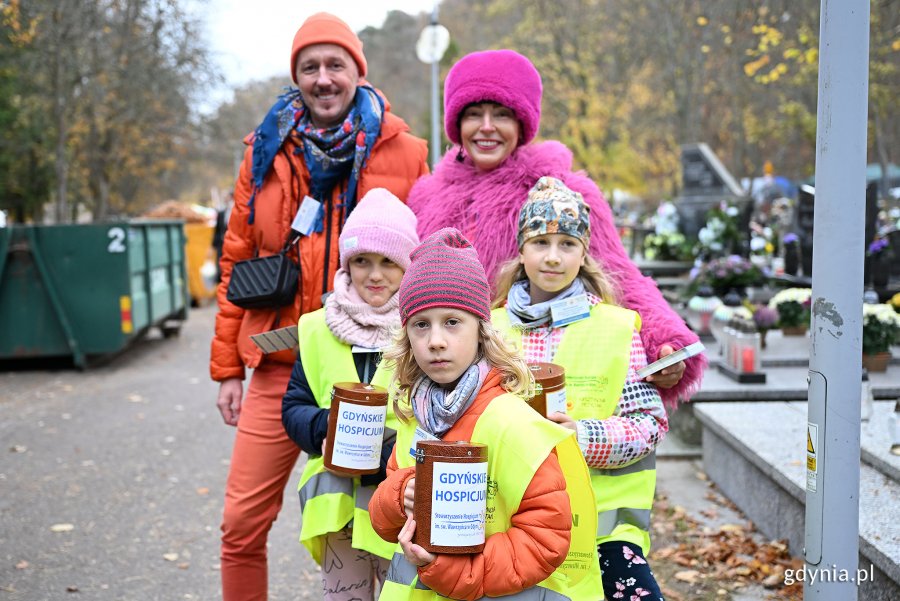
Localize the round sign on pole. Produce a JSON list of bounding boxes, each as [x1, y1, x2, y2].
[[416, 24, 450, 64]]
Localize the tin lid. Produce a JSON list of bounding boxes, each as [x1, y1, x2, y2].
[[529, 362, 566, 388], [416, 440, 488, 460], [331, 382, 388, 404]]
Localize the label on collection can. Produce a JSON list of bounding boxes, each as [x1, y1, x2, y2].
[[545, 388, 567, 414], [430, 461, 488, 547], [330, 401, 386, 470]]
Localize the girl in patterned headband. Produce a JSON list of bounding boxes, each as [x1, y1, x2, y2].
[[493, 176, 671, 601]]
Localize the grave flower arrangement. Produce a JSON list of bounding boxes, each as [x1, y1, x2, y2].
[[687, 255, 765, 297], [768, 287, 812, 330], [862, 303, 900, 355]]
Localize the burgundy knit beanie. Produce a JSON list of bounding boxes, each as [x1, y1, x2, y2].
[[339, 188, 419, 271], [398, 228, 491, 325], [443, 49, 542, 145]]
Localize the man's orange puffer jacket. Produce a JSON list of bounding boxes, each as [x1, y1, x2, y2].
[[210, 110, 428, 382]]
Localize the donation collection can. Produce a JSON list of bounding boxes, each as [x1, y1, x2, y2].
[[527, 362, 567, 417], [323, 382, 388, 476], [414, 440, 488, 554]]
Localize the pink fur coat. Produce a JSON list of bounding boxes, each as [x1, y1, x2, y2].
[[407, 141, 706, 405]]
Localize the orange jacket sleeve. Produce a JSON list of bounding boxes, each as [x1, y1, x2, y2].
[[209, 148, 255, 382], [416, 450, 572, 600], [369, 446, 416, 543]]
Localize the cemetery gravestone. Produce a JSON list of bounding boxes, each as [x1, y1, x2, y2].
[[676, 143, 751, 239]]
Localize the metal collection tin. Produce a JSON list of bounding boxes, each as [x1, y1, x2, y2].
[[527, 362, 567, 417], [414, 440, 488, 554], [323, 382, 388, 476]]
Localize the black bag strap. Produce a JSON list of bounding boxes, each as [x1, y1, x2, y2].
[[280, 230, 301, 255]]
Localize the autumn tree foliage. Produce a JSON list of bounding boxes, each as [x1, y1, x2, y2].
[[1, 1, 896, 221], [1, 0, 214, 222], [421, 0, 898, 199]]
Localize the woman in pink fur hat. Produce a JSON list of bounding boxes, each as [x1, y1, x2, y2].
[[406, 49, 706, 406]]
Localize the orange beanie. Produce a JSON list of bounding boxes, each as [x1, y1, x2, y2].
[[290, 12, 367, 82]]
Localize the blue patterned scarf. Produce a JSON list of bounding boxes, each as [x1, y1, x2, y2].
[[246, 85, 384, 226]]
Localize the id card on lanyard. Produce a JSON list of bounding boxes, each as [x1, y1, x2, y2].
[[550, 293, 591, 327], [409, 426, 439, 457]]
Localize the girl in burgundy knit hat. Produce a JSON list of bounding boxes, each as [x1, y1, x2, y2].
[[405, 49, 706, 408], [368, 228, 602, 601]]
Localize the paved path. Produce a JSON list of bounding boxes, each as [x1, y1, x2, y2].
[[1, 303, 787, 601], [0, 304, 318, 601]]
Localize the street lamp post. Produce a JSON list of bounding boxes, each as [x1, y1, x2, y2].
[[415, 4, 450, 169], [805, 1, 869, 599]]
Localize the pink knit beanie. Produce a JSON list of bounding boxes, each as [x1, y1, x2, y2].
[[398, 228, 491, 325], [443, 49, 542, 145], [339, 188, 419, 271]]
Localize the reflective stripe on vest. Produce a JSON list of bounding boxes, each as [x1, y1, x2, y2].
[[384, 553, 572, 600], [296, 308, 398, 563], [493, 303, 657, 554], [382, 393, 602, 601], [597, 507, 652, 537], [298, 469, 353, 508], [590, 453, 655, 478]]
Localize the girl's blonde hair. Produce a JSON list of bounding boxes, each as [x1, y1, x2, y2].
[[491, 252, 621, 308], [381, 319, 535, 422]]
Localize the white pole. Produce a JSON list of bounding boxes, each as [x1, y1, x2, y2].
[[805, 1, 869, 599], [429, 4, 441, 168]]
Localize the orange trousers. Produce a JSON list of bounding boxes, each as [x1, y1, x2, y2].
[[220, 362, 300, 601]]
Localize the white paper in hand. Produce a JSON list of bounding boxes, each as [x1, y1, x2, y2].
[[637, 342, 705, 379]]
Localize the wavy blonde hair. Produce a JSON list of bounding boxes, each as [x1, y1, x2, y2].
[[381, 319, 535, 422], [492, 253, 621, 308]]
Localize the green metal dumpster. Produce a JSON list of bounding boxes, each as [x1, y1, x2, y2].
[[0, 221, 188, 367]]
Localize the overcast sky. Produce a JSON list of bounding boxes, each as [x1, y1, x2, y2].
[[201, 0, 430, 89]]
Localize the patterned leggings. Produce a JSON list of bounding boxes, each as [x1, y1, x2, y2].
[[321, 529, 389, 601], [598, 541, 665, 600]]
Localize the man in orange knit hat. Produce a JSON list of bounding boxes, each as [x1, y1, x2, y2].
[[210, 12, 428, 600]]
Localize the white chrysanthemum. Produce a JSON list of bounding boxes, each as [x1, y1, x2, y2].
[[864, 303, 900, 327], [769, 287, 812, 309]]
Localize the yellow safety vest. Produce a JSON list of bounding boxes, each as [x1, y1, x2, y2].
[[493, 303, 656, 555], [380, 393, 603, 601], [296, 308, 399, 563]]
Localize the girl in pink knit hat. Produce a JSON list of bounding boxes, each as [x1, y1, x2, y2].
[[282, 188, 419, 601], [368, 228, 602, 600], [406, 49, 706, 408]]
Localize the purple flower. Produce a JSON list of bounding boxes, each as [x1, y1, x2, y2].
[[868, 238, 889, 255], [783, 233, 799, 244], [753, 305, 779, 329]]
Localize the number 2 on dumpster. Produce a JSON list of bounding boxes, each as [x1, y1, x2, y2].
[[107, 227, 126, 253]]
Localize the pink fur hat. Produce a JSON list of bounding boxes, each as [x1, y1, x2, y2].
[[339, 188, 419, 271], [443, 49, 542, 146]]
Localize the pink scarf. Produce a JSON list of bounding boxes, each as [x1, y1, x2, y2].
[[325, 269, 400, 349]]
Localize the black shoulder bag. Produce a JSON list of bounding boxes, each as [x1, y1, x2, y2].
[[226, 232, 300, 309]]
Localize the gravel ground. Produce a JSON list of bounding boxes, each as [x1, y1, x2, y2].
[[1, 303, 784, 601], [1, 304, 318, 601]]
